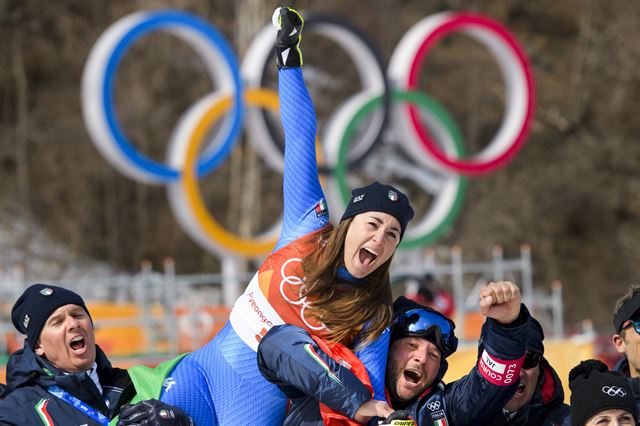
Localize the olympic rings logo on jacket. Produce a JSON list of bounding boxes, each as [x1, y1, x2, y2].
[[81, 9, 535, 258]]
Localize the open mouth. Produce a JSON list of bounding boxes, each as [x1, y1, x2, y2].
[[403, 368, 422, 384], [70, 336, 86, 351], [359, 248, 378, 266]]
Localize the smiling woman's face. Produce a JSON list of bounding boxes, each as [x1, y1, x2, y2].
[[35, 304, 96, 372], [342, 212, 400, 278]]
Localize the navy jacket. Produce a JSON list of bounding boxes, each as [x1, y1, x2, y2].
[[258, 305, 532, 426], [484, 357, 569, 426], [258, 324, 372, 426], [613, 357, 640, 415], [0, 343, 135, 425]]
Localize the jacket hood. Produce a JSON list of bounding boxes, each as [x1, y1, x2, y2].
[[6, 342, 112, 391]]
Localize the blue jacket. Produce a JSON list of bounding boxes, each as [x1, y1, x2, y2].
[[258, 305, 532, 425], [0, 343, 135, 425]]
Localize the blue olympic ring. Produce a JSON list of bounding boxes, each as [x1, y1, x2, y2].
[[101, 10, 243, 181]]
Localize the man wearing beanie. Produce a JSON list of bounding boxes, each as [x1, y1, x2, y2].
[[569, 359, 637, 426], [484, 317, 569, 425], [612, 284, 640, 415], [257, 281, 532, 425], [0, 283, 193, 425]]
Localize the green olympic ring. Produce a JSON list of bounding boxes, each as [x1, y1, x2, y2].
[[334, 90, 468, 249]]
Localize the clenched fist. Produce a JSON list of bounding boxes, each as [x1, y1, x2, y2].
[[479, 281, 521, 324]]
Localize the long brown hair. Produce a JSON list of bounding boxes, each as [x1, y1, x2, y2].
[[301, 217, 393, 348]]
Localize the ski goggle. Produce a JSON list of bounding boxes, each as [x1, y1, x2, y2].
[[522, 351, 541, 369], [392, 308, 458, 357]]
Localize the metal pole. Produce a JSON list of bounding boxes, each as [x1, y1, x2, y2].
[[451, 246, 465, 341], [551, 280, 564, 338], [492, 245, 504, 281], [163, 257, 179, 357], [520, 244, 533, 308], [222, 256, 243, 307]]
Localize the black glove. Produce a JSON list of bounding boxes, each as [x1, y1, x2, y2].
[[379, 410, 416, 426], [272, 6, 304, 68], [116, 399, 193, 426]]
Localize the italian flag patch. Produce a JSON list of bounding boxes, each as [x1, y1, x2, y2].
[[35, 398, 54, 426], [434, 419, 448, 426]]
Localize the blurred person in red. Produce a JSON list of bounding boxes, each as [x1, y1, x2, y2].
[[406, 274, 455, 319]]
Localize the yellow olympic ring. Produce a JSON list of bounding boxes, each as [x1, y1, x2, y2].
[[180, 88, 323, 257]]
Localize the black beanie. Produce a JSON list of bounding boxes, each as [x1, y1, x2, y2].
[[11, 284, 91, 351], [526, 316, 545, 355], [569, 359, 637, 426], [340, 181, 414, 241]]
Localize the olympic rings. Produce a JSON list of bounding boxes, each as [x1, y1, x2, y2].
[[242, 14, 390, 173], [388, 12, 535, 175], [81, 10, 243, 184], [167, 89, 283, 257], [325, 90, 468, 249], [83, 9, 535, 258]]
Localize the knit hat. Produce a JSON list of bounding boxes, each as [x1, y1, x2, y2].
[[340, 181, 414, 241], [526, 316, 545, 355], [11, 284, 91, 351], [569, 359, 637, 426]]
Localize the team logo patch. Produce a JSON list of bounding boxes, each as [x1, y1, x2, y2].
[[426, 401, 441, 411], [40, 288, 53, 296], [430, 409, 448, 426], [353, 194, 365, 203], [388, 190, 398, 202], [23, 314, 30, 329], [314, 199, 328, 217]]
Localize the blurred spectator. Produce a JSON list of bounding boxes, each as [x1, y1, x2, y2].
[[484, 316, 569, 425], [406, 273, 455, 319], [569, 359, 637, 426]]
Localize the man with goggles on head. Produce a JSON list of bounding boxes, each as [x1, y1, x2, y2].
[[612, 284, 640, 412], [483, 317, 569, 425], [258, 281, 532, 425]]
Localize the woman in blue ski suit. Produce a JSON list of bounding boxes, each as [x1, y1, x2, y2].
[[160, 7, 414, 425]]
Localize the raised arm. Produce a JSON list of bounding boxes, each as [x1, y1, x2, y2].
[[274, 8, 329, 250], [432, 282, 530, 426]]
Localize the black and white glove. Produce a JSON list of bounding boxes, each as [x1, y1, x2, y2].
[[272, 6, 304, 68], [116, 399, 193, 426], [378, 410, 416, 426]]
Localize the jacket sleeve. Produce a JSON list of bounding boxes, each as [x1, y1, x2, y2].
[[423, 304, 531, 426], [275, 67, 329, 250], [354, 327, 390, 401], [257, 324, 371, 419]]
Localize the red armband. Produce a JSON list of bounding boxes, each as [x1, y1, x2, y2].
[[477, 349, 524, 386]]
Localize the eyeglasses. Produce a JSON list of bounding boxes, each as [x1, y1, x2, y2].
[[522, 351, 541, 369], [392, 308, 458, 357], [622, 319, 640, 334]]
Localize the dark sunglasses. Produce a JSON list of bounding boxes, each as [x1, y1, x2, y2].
[[622, 319, 640, 334], [523, 351, 541, 369], [393, 308, 458, 357]]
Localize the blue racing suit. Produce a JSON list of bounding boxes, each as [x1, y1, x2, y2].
[[160, 67, 390, 425]]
